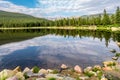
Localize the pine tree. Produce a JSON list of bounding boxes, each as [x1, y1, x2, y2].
[[102, 9, 111, 25], [115, 6, 120, 24]]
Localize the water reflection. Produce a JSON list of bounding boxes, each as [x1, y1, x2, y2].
[[0, 29, 120, 70]]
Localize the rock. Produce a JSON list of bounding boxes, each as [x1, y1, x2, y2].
[[110, 49, 116, 53], [23, 67, 30, 73], [103, 61, 116, 67], [84, 66, 92, 73], [93, 65, 102, 70], [6, 76, 18, 80], [26, 71, 33, 77], [13, 66, 21, 73], [61, 64, 68, 69], [102, 67, 112, 71], [74, 65, 82, 73], [15, 72, 25, 80], [116, 42, 120, 47], [112, 57, 118, 60], [79, 76, 89, 80], [47, 69, 53, 73], [0, 69, 15, 80], [39, 69, 48, 74], [101, 77, 108, 80], [104, 70, 120, 80]]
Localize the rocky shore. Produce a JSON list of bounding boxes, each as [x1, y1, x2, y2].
[[0, 61, 120, 80]]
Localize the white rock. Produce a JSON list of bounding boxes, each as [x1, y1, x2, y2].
[[61, 64, 68, 69], [74, 65, 82, 73], [23, 67, 30, 73], [0, 69, 15, 79], [39, 69, 48, 74], [47, 69, 53, 73], [84, 66, 92, 73]]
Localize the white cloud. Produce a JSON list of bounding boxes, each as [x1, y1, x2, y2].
[[0, 0, 120, 18]]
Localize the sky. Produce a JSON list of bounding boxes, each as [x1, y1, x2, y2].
[[0, 0, 120, 19]]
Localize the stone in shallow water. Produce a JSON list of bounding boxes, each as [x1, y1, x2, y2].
[[74, 65, 82, 73]]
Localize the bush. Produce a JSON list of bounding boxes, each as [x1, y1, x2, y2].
[[52, 69, 59, 74], [48, 77, 56, 80], [32, 66, 40, 73]]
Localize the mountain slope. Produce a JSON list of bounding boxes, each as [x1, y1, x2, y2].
[[0, 10, 51, 27]]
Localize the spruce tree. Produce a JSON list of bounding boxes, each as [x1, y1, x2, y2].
[[102, 9, 111, 25], [115, 6, 120, 24]]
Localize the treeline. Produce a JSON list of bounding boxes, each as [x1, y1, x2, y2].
[[0, 7, 120, 27], [54, 7, 120, 27]]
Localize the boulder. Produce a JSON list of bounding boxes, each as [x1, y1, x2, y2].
[[0, 69, 15, 80], [15, 72, 25, 80], [6, 76, 18, 80], [102, 67, 112, 71], [112, 57, 118, 60], [47, 69, 53, 73], [39, 69, 48, 74], [110, 49, 116, 53], [13, 66, 21, 73], [23, 67, 30, 73], [84, 66, 92, 73], [61, 64, 68, 69], [103, 61, 116, 67], [74, 65, 82, 73]]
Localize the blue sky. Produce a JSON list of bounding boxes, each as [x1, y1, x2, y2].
[[0, 0, 120, 19]]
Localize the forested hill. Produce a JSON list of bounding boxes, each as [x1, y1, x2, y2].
[[0, 10, 52, 27]]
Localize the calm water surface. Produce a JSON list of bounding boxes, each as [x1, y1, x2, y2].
[[0, 29, 120, 70]]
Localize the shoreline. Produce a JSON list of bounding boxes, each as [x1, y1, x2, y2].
[[0, 26, 120, 31], [0, 60, 120, 80]]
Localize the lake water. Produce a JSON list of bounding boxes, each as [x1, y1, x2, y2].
[[0, 29, 120, 70]]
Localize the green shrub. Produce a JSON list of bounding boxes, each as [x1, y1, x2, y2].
[[48, 77, 56, 80], [32, 66, 40, 73], [23, 72, 29, 79], [52, 69, 59, 74]]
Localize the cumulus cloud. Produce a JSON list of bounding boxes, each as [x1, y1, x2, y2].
[[0, 0, 120, 18]]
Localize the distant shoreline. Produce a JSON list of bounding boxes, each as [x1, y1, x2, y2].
[[0, 26, 120, 31]]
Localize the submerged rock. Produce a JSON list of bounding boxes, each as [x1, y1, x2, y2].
[[74, 65, 82, 73], [112, 57, 118, 60], [110, 49, 116, 53]]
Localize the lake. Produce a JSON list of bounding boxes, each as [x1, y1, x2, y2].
[[0, 29, 120, 70]]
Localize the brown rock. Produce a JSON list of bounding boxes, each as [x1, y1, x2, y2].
[[74, 65, 82, 73], [13, 66, 21, 73], [102, 67, 112, 71]]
